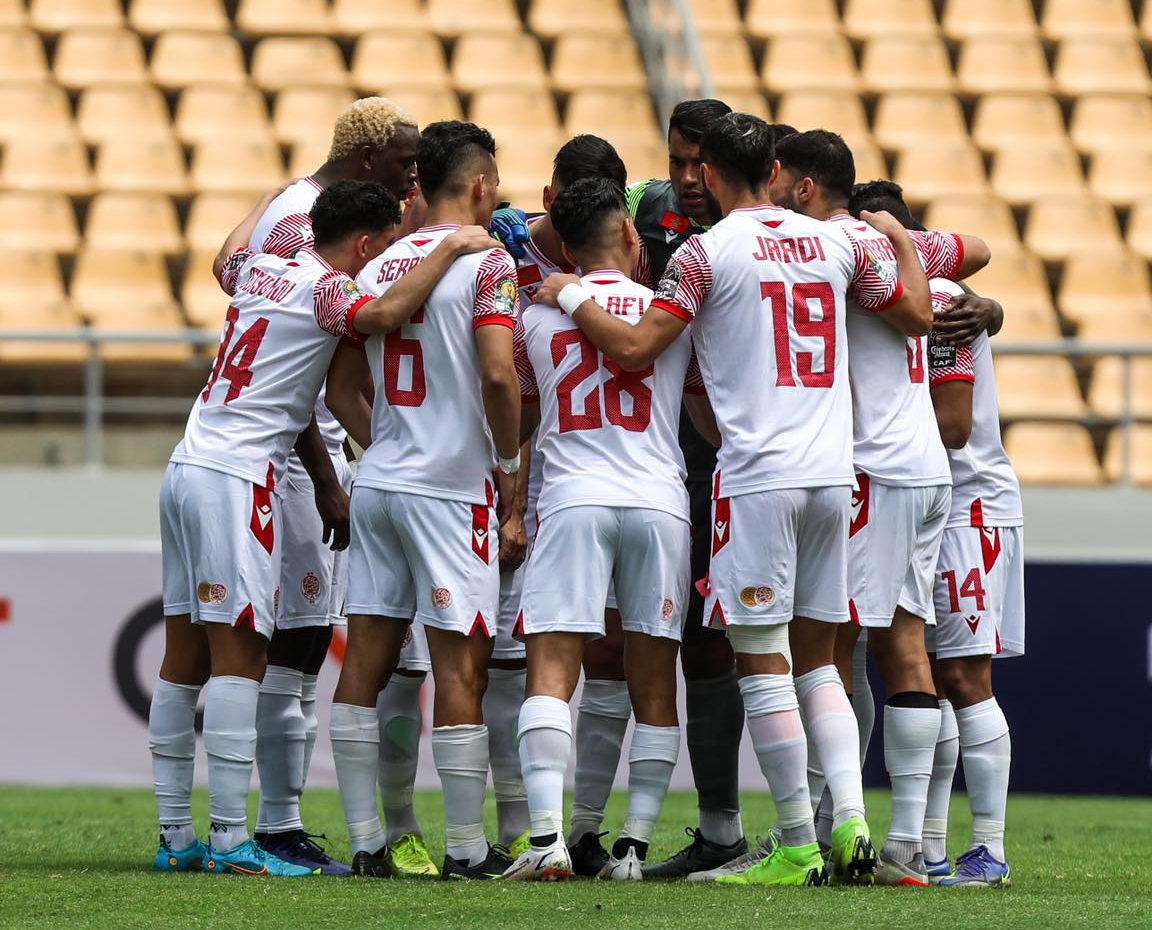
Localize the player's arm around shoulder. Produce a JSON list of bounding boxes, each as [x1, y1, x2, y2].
[[928, 283, 976, 449], [325, 339, 373, 450], [473, 248, 523, 477], [212, 185, 290, 287], [856, 209, 933, 337]]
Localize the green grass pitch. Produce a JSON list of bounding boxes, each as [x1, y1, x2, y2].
[[1, 787, 1149, 929]]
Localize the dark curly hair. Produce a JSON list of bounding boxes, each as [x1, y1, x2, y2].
[[849, 179, 925, 231], [417, 120, 497, 200], [553, 134, 627, 192], [775, 129, 856, 206], [699, 112, 776, 191], [550, 176, 628, 253], [310, 179, 401, 247], [669, 98, 733, 144]]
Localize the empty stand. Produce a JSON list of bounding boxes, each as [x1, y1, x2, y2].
[[777, 92, 868, 140], [529, 0, 626, 37], [351, 32, 450, 91], [1124, 199, 1152, 261], [1024, 196, 1123, 263], [1104, 425, 1152, 485], [861, 36, 955, 94], [762, 33, 859, 93], [1088, 148, 1152, 207], [331, 0, 426, 35], [963, 248, 1052, 311], [552, 33, 647, 94], [273, 87, 354, 146], [0, 192, 79, 254], [956, 37, 1051, 95], [994, 356, 1087, 419], [427, 0, 520, 37], [940, 0, 1038, 40], [94, 137, 188, 196], [0, 28, 49, 81], [843, 136, 887, 185], [0, 82, 73, 142], [895, 141, 987, 203], [0, 250, 84, 363], [181, 248, 227, 328], [186, 193, 256, 253], [54, 28, 148, 88], [873, 92, 967, 151], [191, 140, 283, 194], [235, 0, 330, 36], [1070, 94, 1152, 155], [692, 34, 759, 94], [842, 0, 938, 40], [2, 137, 92, 195], [1059, 252, 1152, 327], [972, 93, 1066, 152], [78, 84, 173, 145], [86, 192, 183, 254], [1054, 39, 1151, 96], [453, 33, 548, 92], [175, 84, 271, 146], [150, 30, 246, 88], [251, 37, 347, 91], [1005, 423, 1103, 485], [30, 0, 122, 34], [470, 88, 560, 141], [990, 143, 1086, 207], [381, 87, 463, 125], [923, 195, 1021, 251], [287, 137, 330, 179], [1042, 0, 1136, 41], [745, 0, 839, 39], [1091, 359, 1152, 419], [129, 0, 228, 35], [564, 91, 659, 145]]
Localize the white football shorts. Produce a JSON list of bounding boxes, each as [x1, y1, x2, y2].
[[161, 461, 281, 639]]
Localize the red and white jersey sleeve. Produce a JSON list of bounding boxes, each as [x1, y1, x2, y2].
[[354, 227, 518, 505], [927, 277, 1022, 528], [170, 249, 348, 489], [248, 178, 322, 257], [651, 236, 713, 322], [522, 270, 691, 522], [513, 319, 539, 403], [219, 248, 257, 296], [842, 223, 905, 312], [683, 350, 706, 395], [911, 230, 964, 281], [313, 269, 372, 340], [515, 217, 575, 309]]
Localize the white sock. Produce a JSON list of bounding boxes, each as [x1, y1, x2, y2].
[[148, 678, 200, 848], [795, 665, 865, 828], [331, 702, 386, 855], [376, 675, 423, 842], [851, 635, 875, 764], [300, 673, 319, 787], [567, 680, 630, 845], [433, 724, 491, 864], [924, 699, 959, 863], [956, 698, 1011, 862], [814, 786, 834, 849], [254, 665, 305, 834], [484, 667, 530, 845], [203, 675, 259, 853], [518, 695, 572, 843], [739, 674, 815, 848], [882, 702, 942, 853], [622, 724, 679, 845]]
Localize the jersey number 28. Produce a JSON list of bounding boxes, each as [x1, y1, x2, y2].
[[552, 330, 652, 433]]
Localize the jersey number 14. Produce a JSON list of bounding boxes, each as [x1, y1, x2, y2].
[[202, 305, 268, 405]]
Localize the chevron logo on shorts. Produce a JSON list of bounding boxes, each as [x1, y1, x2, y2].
[[979, 527, 1001, 574], [470, 504, 490, 563]]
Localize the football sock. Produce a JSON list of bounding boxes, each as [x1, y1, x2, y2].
[[795, 665, 866, 829], [519, 695, 572, 846], [621, 724, 679, 849], [300, 673, 319, 786], [484, 667, 530, 845], [686, 671, 745, 846], [882, 695, 941, 854], [924, 698, 959, 863], [330, 702, 386, 855], [739, 674, 815, 848], [433, 724, 490, 865], [376, 675, 423, 842], [568, 680, 629, 845], [814, 786, 834, 849], [148, 678, 200, 845], [202, 675, 259, 853], [254, 665, 306, 834], [851, 635, 875, 764], [956, 697, 1011, 861]]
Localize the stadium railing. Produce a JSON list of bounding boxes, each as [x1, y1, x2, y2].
[[624, 0, 713, 126]]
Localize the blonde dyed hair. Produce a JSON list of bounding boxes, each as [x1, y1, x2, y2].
[[328, 97, 418, 161]]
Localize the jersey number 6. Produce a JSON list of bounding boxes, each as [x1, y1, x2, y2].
[[383, 307, 426, 407]]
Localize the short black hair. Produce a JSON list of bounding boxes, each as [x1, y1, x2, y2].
[[550, 177, 628, 254], [416, 120, 496, 200], [774, 129, 856, 205], [668, 98, 733, 144], [310, 179, 401, 247], [768, 123, 798, 144], [553, 134, 627, 191], [849, 179, 925, 231], [699, 112, 776, 191]]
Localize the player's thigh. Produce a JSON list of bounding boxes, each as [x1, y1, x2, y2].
[[931, 526, 1003, 661], [896, 484, 952, 626], [397, 617, 432, 673], [278, 464, 337, 631], [613, 508, 691, 642], [345, 485, 416, 620], [583, 608, 626, 680], [524, 631, 586, 702], [794, 484, 852, 625], [623, 631, 680, 725]]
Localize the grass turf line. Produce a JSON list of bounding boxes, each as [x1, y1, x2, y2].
[[0, 788, 1149, 930]]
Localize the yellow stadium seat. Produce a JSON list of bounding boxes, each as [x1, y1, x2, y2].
[[54, 28, 148, 88], [1104, 424, 1152, 485], [0, 82, 73, 142], [77, 84, 172, 145], [236, 0, 331, 36], [151, 31, 247, 88], [381, 87, 463, 125], [252, 37, 347, 92], [941, 0, 1037, 40], [972, 93, 1066, 152], [564, 91, 659, 145], [994, 355, 1087, 419], [1042, 0, 1136, 41], [990, 143, 1086, 207], [494, 132, 563, 201], [454, 33, 548, 92], [552, 33, 647, 94], [677, 0, 743, 36], [1005, 423, 1103, 485], [963, 247, 1051, 307], [993, 299, 1064, 344], [331, 0, 426, 36], [861, 36, 954, 94], [0, 28, 48, 82], [1059, 252, 1152, 326], [894, 141, 986, 204], [842, 0, 938, 40], [0, 251, 85, 362], [0, 0, 23, 26], [1092, 361, 1152, 418], [186, 193, 257, 252], [873, 93, 966, 152], [1089, 148, 1152, 207], [272, 87, 354, 146], [762, 34, 859, 93], [175, 85, 271, 147], [0, 192, 79, 254], [129, 0, 228, 35], [529, 0, 627, 37], [745, 0, 839, 39], [843, 135, 887, 184], [722, 91, 771, 121], [1024, 196, 1122, 263], [680, 34, 759, 94], [922, 195, 1021, 251], [181, 248, 228, 328], [956, 37, 1051, 95], [1053, 39, 1151, 96], [352, 32, 450, 91], [86, 192, 183, 254], [287, 137, 330, 179], [774, 92, 865, 138], [2, 137, 92, 195], [94, 137, 189, 196], [1069, 95, 1152, 155], [470, 88, 559, 140], [427, 0, 520, 37], [30, 0, 122, 33], [192, 140, 284, 194], [1125, 199, 1152, 261], [1075, 309, 1152, 343]]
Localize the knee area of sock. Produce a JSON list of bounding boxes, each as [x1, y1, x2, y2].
[[431, 724, 489, 773], [628, 724, 680, 765], [936, 699, 960, 742], [330, 702, 380, 742], [518, 695, 572, 739], [794, 664, 847, 705], [259, 665, 304, 698], [300, 674, 319, 704], [577, 680, 631, 719], [152, 678, 202, 708], [738, 673, 798, 718], [955, 698, 1010, 747], [726, 624, 791, 663]]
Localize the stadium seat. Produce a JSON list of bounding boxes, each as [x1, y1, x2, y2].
[[972, 93, 1066, 152], [236, 0, 331, 36], [453, 34, 548, 92], [252, 37, 347, 92], [843, 136, 887, 184], [861, 36, 954, 95], [1053, 39, 1151, 96], [995, 356, 1087, 419], [181, 248, 227, 328], [272, 87, 354, 146], [761, 34, 859, 93], [129, 0, 228, 35], [687, 34, 759, 94], [30, 0, 122, 33], [470, 88, 559, 141], [992, 298, 1065, 344], [0, 83, 74, 142], [922, 194, 1021, 251], [77, 84, 172, 145], [331, 0, 426, 35], [1104, 424, 1152, 485], [956, 37, 1051, 95], [1042, 0, 1136, 41], [1005, 423, 1103, 485], [54, 28, 148, 88], [95, 137, 189, 196], [381, 87, 463, 125], [894, 141, 986, 204], [1075, 309, 1152, 344], [192, 140, 284, 195], [1024, 196, 1123, 263], [529, 0, 627, 37], [990, 143, 1086, 207], [150, 31, 247, 88], [718, 92, 770, 121], [673, 0, 744, 36], [352, 32, 450, 92], [963, 247, 1051, 309], [186, 193, 257, 253], [71, 247, 180, 319], [745, 0, 839, 39], [612, 138, 668, 186], [0, 251, 84, 363], [86, 193, 183, 254], [564, 91, 659, 145], [940, 0, 1037, 40], [1088, 148, 1152, 207], [175, 85, 272, 147], [552, 33, 647, 94], [1069, 95, 1152, 155], [1090, 359, 1152, 418], [0, 192, 79, 254], [775, 92, 867, 139], [495, 133, 564, 205], [842, 0, 938, 40], [287, 137, 330, 179], [873, 93, 967, 152], [0, 0, 22, 26], [1, 137, 93, 195], [1124, 199, 1152, 261], [427, 0, 520, 37], [0, 28, 49, 82], [1059, 252, 1152, 327]]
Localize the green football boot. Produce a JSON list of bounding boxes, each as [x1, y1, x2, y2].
[[716, 842, 828, 887], [829, 818, 877, 886], [389, 833, 439, 878]]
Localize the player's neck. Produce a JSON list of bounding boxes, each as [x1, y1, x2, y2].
[[423, 196, 480, 230], [722, 185, 774, 215], [528, 216, 565, 266], [310, 161, 349, 189], [574, 248, 631, 279]]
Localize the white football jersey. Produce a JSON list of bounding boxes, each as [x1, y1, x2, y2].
[[927, 278, 1023, 528], [653, 204, 903, 496], [171, 247, 366, 489], [248, 176, 347, 457], [355, 226, 519, 505]]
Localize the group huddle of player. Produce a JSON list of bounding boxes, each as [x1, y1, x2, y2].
[[147, 93, 1023, 890]]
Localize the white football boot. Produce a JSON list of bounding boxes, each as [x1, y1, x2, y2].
[[597, 846, 644, 881], [501, 839, 573, 881]]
